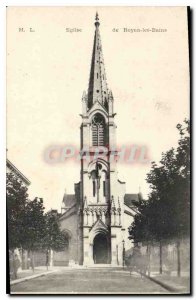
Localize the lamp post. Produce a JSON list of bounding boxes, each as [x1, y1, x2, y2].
[[122, 239, 125, 269]]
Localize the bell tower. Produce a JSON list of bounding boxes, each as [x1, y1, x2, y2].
[[79, 13, 125, 266]]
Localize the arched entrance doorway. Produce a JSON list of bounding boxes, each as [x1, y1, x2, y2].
[[93, 233, 109, 264]]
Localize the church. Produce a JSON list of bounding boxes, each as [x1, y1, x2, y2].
[[53, 13, 142, 267]]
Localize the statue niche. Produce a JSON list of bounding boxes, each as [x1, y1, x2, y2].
[[90, 161, 108, 203]]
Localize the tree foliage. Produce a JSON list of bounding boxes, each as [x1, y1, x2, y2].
[[22, 197, 46, 251], [7, 173, 67, 255], [7, 172, 29, 250], [129, 119, 190, 244], [42, 211, 68, 253]]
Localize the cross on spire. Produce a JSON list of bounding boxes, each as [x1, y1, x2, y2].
[[95, 12, 100, 27]]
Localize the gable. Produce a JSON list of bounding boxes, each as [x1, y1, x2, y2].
[[88, 101, 108, 120], [90, 218, 108, 233]]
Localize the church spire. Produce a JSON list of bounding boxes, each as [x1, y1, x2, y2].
[[87, 13, 109, 110]]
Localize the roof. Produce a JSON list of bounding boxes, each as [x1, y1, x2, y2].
[[124, 193, 142, 207], [59, 203, 77, 221], [6, 159, 31, 186], [62, 193, 76, 208]]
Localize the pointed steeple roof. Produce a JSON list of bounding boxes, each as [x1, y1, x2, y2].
[[87, 13, 109, 110]]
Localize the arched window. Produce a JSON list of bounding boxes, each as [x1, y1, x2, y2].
[[92, 113, 106, 146]]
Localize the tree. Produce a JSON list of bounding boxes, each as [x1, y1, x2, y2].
[[129, 195, 162, 275], [7, 173, 68, 273], [146, 150, 179, 274], [7, 172, 29, 278], [7, 172, 29, 250], [129, 119, 190, 276], [41, 211, 68, 269], [22, 197, 46, 271]]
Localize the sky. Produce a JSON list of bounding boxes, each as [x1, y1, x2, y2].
[[7, 6, 189, 211]]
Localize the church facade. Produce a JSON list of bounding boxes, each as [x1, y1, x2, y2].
[[55, 14, 142, 267]]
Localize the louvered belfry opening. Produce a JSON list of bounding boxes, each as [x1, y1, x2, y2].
[[92, 113, 106, 146]]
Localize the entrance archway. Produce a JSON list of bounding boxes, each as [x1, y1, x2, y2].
[[93, 233, 109, 264]]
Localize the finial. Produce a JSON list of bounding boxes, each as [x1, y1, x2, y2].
[[95, 12, 99, 21], [95, 12, 100, 27], [109, 90, 114, 101]]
